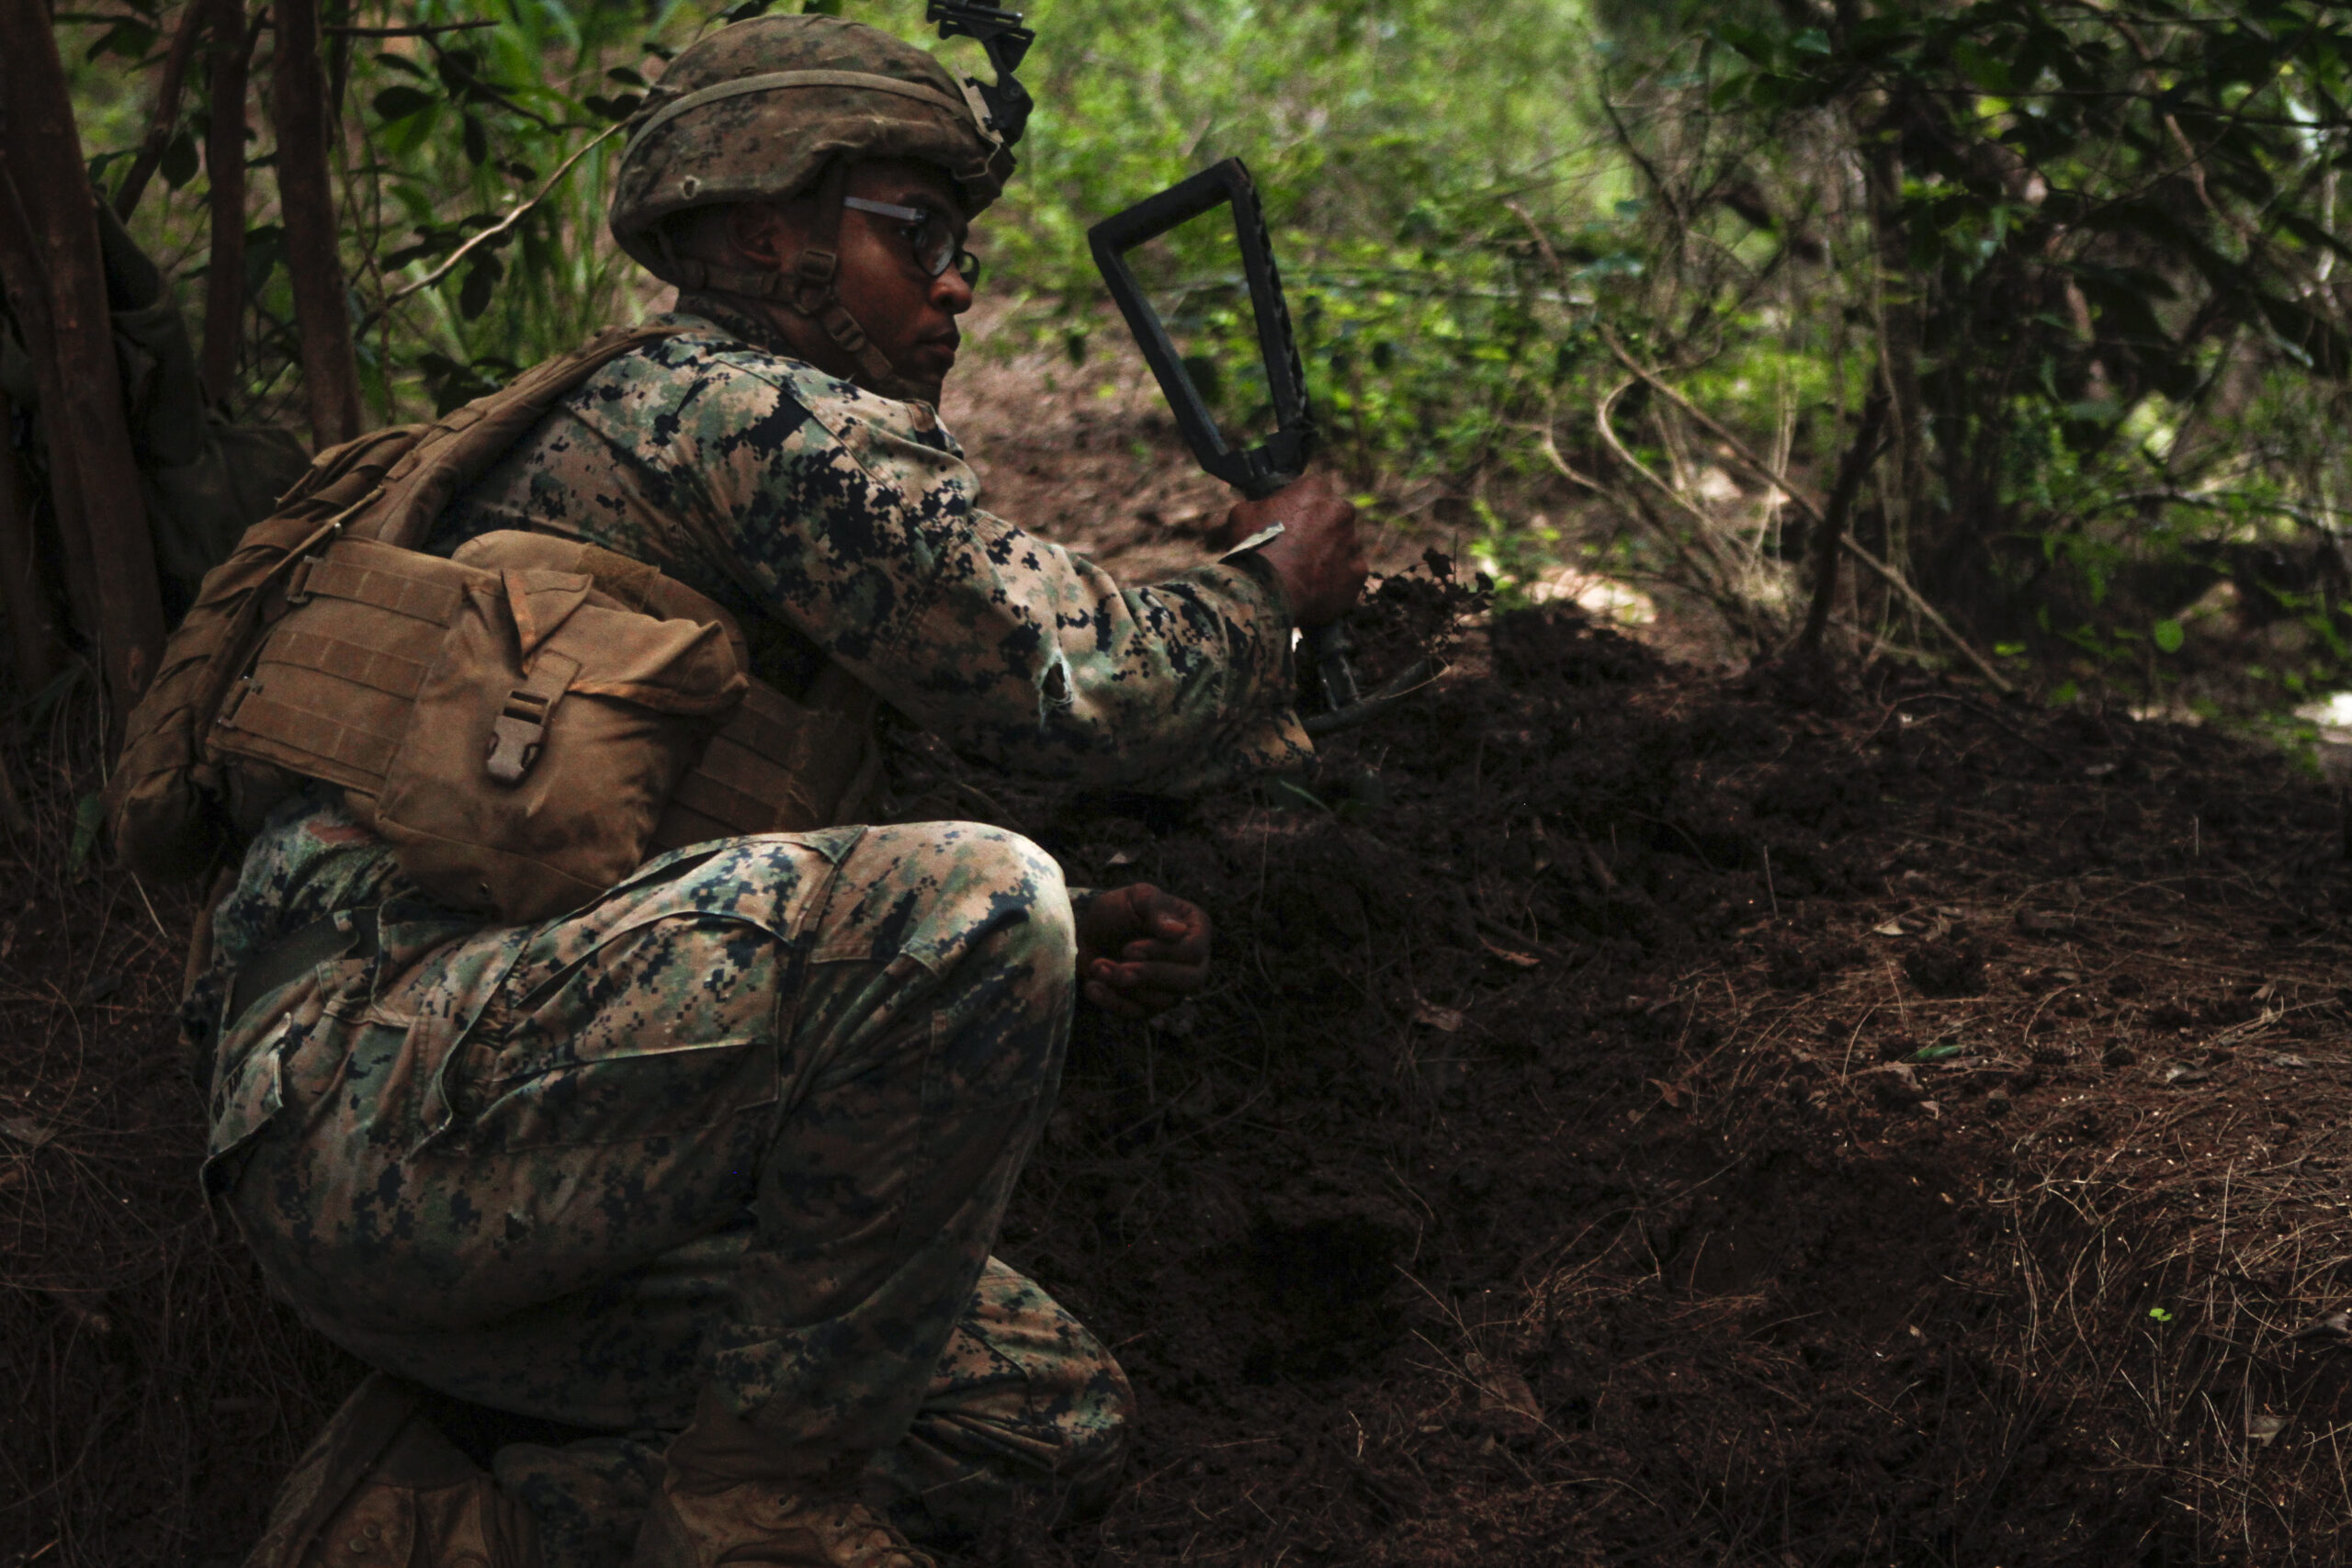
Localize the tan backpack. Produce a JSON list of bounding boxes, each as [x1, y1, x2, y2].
[[106, 322, 880, 923]]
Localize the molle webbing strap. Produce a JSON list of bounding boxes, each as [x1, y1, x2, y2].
[[265, 627, 432, 702], [572, 544, 660, 612], [218, 684, 404, 785], [212, 542, 477, 795], [665, 687, 827, 831], [289, 550, 466, 625]]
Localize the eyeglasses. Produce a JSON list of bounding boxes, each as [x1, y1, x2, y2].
[[842, 197, 982, 286]]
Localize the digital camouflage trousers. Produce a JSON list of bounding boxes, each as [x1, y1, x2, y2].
[[206, 822, 1133, 1563]]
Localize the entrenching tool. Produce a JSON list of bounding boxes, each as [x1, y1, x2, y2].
[[1089, 158, 1430, 738]]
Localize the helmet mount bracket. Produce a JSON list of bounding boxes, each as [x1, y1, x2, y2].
[[926, 1, 1034, 146]]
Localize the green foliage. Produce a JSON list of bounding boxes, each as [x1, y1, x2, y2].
[[987, 0, 1606, 489], [1697, 0, 2352, 660], [86, 0, 705, 424], [59, 0, 2352, 718]]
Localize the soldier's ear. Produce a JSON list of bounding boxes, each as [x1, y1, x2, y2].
[[723, 201, 808, 272]]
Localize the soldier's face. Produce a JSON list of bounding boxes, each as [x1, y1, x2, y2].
[[831, 159, 978, 402]]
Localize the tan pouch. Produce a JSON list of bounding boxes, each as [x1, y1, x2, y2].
[[106, 322, 695, 885], [212, 536, 746, 923], [449, 531, 887, 854], [370, 561, 745, 920]]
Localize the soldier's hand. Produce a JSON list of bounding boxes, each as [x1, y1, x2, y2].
[[1075, 884, 1212, 1020], [1215, 473, 1366, 629]]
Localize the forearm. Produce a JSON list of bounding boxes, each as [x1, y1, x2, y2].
[[832, 515, 1311, 790]]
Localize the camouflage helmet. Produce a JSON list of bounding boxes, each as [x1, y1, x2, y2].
[[609, 14, 1012, 279]]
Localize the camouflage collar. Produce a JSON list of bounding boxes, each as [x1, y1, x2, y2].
[[674, 293, 802, 359]]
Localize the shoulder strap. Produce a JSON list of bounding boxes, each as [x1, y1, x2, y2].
[[353, 321, 691, 549]]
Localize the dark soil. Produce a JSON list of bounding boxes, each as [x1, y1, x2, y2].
[[11, 569, 2352, 1567]]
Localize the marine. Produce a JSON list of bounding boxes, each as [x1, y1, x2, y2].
[[201, 12, 1366, 1567]]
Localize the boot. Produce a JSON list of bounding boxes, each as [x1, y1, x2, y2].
[[246, 1372, 542, 1568], [631, 1483, 933, 1568], [628, 1388, 931, 1568]]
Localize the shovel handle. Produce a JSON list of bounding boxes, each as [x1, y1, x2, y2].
[[1223, 513, 1363, 717], [1305, 622, 1361, 714]]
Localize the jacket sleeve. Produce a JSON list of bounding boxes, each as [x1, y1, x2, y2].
[[677, 356, 1315, 791]]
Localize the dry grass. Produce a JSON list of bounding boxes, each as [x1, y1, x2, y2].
[[0, 674, 357, 1567]]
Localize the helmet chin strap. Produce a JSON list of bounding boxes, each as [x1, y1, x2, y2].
[[662, 159, 939, 402]]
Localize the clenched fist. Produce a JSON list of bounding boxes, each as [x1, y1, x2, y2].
[[1075, 884, 1212, 1020]]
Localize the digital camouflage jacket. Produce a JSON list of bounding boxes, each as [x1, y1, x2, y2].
[[438, 300, 1308, 786], [200, 303, 1309, 994]]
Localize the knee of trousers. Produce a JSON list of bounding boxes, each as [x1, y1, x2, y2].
[[850, 822, 1077, 988]]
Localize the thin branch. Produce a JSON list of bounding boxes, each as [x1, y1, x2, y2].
[[1597, 321, 1827, 531], [112, 0, 210, 220], [1589, 381, 1739, 585], [1541, 411, 1726, 603], [1837, 534, 2015, 694], [361, 122, 621, 328], [1597, 323, 2014, 691], [1800, 385, 1890, 656]]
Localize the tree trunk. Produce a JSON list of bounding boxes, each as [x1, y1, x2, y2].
[[1799, 387, 1891, 657], [0, 176, 97, 637], [0, 0, 168, 734], [268, 0, 361, 448], [1863, 135, 1927, 577], [200, 0, 254, 406], [0, 392, 64, 696]]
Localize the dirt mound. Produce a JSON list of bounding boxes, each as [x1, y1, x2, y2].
[[9, 572, 2352, 1566]]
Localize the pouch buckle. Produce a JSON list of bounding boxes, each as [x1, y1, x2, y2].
[[485, 687, 553, 784]]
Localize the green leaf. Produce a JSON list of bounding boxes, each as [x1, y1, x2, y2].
[[373, 85, 437, 123], [1910, 1043, 1964, 1062], [68, 794, 103, 870], [458, 253, 503, 321], [86, 18, 157, 62], [461, 113, 489, 167], [1951, 39, 2014, 94], [1715, 24, 1774, 64], [2153, 618, 2185, 654], [159, 127, 198, 189], [582, 93, 643, 122]]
